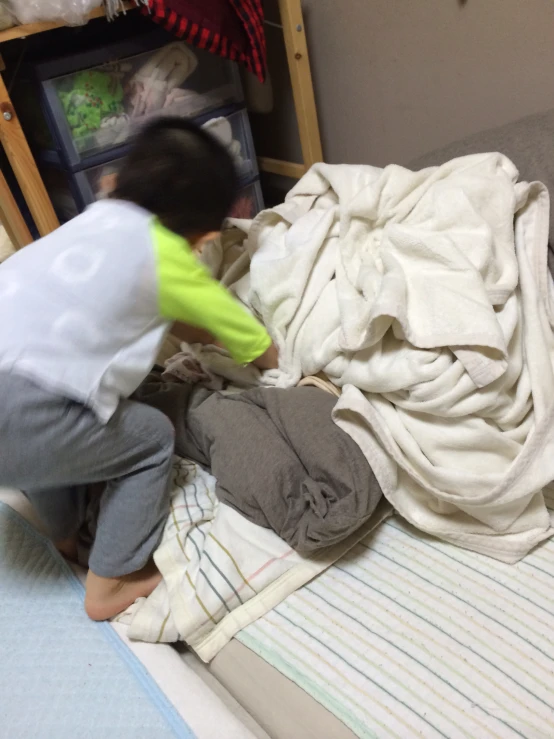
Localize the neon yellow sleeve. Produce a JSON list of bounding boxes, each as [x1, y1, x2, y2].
[[152, 221, 272, 365]]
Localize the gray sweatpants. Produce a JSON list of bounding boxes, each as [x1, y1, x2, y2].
[[0, 372, 175, 578]]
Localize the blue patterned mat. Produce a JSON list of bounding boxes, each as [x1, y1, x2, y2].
[[0, 501, 195, 739]]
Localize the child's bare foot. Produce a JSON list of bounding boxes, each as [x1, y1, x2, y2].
[[55, 536, 79, 563], [84, 561, 162, 621]]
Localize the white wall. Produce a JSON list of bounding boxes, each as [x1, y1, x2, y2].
[[257, 0, 554, 167]]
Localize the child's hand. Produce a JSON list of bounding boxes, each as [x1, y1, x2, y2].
[[253, 343, 279, 370]]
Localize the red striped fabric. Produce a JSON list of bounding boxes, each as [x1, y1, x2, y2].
[[140, 0, 267, 82]]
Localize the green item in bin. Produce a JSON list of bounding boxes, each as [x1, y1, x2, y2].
[[59, 69, 125, 142]]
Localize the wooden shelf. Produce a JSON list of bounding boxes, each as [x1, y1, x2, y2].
[[0, 1, 136, 43], [258, 157, 306, 179], [0, 0, 322, 243]]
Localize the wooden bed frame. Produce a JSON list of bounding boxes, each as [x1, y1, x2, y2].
[[0, 0, 322, 248]]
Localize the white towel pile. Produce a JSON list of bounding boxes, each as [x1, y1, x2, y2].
[[224, 154, 554, 562]]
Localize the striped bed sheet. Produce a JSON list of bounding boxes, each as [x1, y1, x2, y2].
[[123, 458, 390, 661], [237, 490, 554, 739]]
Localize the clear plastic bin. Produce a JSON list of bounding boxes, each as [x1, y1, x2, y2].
[[41, 157, 264, 224], [40, 167, 80, 222], [77, 159, 120, 203], [67, 108, 259, 204], [38, 34, 243, 167], [229, 180, 264, 220]]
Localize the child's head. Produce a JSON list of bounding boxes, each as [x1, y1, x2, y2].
[[112, 116, 239, 242]]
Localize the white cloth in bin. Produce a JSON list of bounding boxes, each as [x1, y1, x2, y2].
[[0, 1, 15, 30], [163, 87, 235, 120], [129, 42, 198, 119], [12, 0, 101, 25], [203, 116, 245, 171]]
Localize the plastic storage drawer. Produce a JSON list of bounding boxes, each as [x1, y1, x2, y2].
[[77, 108, 259, 202], [229, 180, 265, 220], [39, 106, 259, 210], [40, 167, 81, 222], [41, 162, 265, 224], [36, 31, 243, 168]]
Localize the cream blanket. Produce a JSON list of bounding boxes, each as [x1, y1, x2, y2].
[[224, 154, 554, 562]]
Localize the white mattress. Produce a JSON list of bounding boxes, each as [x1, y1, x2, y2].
[[196, 640, 358, 739], [0, 488, 264, 739], [17, 474, 554, 739], [237, 495, 554, 738]]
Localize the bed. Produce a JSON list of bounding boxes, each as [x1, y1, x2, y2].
[[223, 505, 554, 738], [9, 472, 554, 739], [186, 641, 358, 739], [190, 509, 554, 739], [161, 447, 554, 738], [169, 108, 554, 739]]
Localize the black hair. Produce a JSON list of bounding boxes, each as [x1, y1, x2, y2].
[[112, 116, 239, 235]]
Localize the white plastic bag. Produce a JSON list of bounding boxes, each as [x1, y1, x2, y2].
[[0, 1, 15, 30], [11, 0, 103, 26]]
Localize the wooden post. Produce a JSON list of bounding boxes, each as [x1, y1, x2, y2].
[[0, 73, 59, 236], [278, 0, 323, 169], [257, 157, 306, 179], [0, 168, 32, 248]]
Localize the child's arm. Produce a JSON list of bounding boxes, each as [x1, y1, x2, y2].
[[154, 225, 274, 367], [173, 322, 279, 370], [171, 322, 215, 346]]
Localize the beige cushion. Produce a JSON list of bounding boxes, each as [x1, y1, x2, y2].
[[410, 109, 554, 245]]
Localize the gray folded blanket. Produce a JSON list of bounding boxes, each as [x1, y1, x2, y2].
[[134, 372, 382, 553]]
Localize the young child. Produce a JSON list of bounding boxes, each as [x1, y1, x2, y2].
[[0, 117, 277, 621]]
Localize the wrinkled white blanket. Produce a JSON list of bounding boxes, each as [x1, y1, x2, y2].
[[225, 154, 554, 562]]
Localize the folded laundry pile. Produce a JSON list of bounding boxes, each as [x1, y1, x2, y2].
[[215, 153, 554, 562]]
